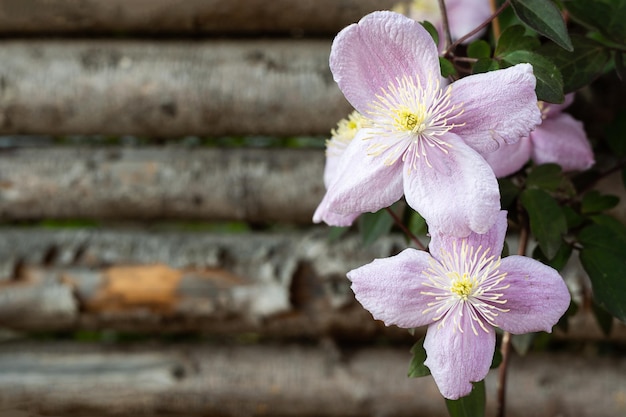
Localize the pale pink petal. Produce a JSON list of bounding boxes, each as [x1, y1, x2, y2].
[[329, 11, 440, 114], [493, 255, 571, 334], [530, 114, 594, 172], [430, 211, 508, 262], [312, 192, 360, 226], [347, 248, 441, 328], [542, 93, 575, 118], [323, 153, 341, 188], [423, 311, 496, 400], [319, 129, 404, 216], [403, 133, 500, 237], [481, 136, 532, 177], [446, 0, 492, 42], [450, 64, 541, 153]]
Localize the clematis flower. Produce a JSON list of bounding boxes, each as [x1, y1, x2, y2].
[[483, 94, 595, 177], [347, 211, 571, 399], [395, 0, 492, 47], [316, 111, 368, 226], [314, 11, 541, 236]]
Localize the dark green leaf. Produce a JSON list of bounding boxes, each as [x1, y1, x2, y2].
[[579, 223, 626, 322], [472, 58, 500, 74], [498, 178, 521, 209], [565, 0, 626, 45], [421, 20, 440, 46], [532, 242, 572, 271], [445, 380, 486, 417], [590, 213, 626, 236], [623, 167, 626, 190], [327, 226, 349, 241], [408, 337, 430, 377], [538, 35, 610, 93], [521, 188, 567, 259], [510, 0, 573, 51], [606, 108, 626, 158], [592, 300, 614, 336], [561, 205, 585, 229], [440, 57, 457, 78], [526, 163, 563, 191], [501, 50, 564, 103], [494, 24, 541, 56], [407, 210, 428, 237], [468, 40, 491, 59], [358, 208, 394, 247], [581, 190, 620, 214], [616, 51, 626, 82], [491, 348, 503, 369]]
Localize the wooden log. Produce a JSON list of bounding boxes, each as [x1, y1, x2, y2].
[[0, 227, 623, 344], [0, 40, 352, 136], [0, 0, 399, 35], [0, 341, 623, 417], [0, 147, 325, 223]]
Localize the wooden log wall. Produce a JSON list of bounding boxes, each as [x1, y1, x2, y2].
[[0, 1, 623, 416]]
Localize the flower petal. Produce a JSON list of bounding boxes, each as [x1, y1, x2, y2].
[[430, 211, 508, 262], [481, 136, 532, 178], [317, 129, 404, 217], [542, 92, 575, 119], [423, 313, 496, 400], [530, 114, 594, 172], [347, 248, 440, 328], [494, 255, 571, 334], [329, 11, 440, 114], [312, 192, 360, 226], [446, 0, 492, 42], [403, 133, 500, 237], [450, 64, 541, 153]]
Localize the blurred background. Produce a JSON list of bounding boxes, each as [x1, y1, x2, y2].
[[0, 1, 623, 416]]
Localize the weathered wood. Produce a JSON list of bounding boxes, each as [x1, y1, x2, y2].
[[0, 0, 398, 35], [0, 40, 351, 136], [0, 147, 325, 223], [0, 227, 623, 343], [0, 342, 623, 417]]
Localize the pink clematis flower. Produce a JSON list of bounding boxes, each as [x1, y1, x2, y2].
[[482, 94, 595, 177], [314, 11, 541, 236], [347, 211, 571, 399], [395, 0, 492, 46]]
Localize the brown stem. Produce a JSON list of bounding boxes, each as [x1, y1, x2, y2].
[[489, 0, 502, 38], [497, 221, 529, 417], [384, 207, 427, 251], [437, 0, 453, 52], [444, 0, 510, 57]]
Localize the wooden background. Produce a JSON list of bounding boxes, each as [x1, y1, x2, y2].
[[0, 1, 624, 416]]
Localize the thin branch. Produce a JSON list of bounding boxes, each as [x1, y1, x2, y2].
[[385, 207, 427, 251], [490, 0, 502, 38], [444, 0, 510, 57], [437, 0, 453, 52], [497, 219, 530, 417]]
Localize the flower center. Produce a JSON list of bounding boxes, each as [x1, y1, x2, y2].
[[420, 240, 510, 335], [449, 273, 474, 300], [326, 110, 367, 156], [365, 74, 464, 171]]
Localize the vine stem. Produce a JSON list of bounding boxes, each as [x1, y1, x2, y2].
[[489, 0, 502, 38], [444, 0, 510, 57], [496, 222, 529, 417], [384, 207, 427, 251]]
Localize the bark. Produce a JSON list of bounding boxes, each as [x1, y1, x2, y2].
[[0, 40, 351, 136], [0, 0, 399, 35], [0, 341, 623, 417], [0, 147, 325, 223], [0, 227, 622, 344]]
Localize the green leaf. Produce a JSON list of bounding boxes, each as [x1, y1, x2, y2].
[[501, 50, 564, 103], [358, 208, 394, 247], [532, 242, 572, 271], [521, 188, 567, 259], [581, 190, 620, 214], [407, 210, 428, 236], [579, 223, 626, 322], [408, 337, 430, 377], [538, 35, 610, 93], [606, 108, 626, 158], [498, 178, 521, 209], [421, 20, 440, 46], [494, 25, 541, 56], [440, 57, 457, 78], [327, 226, 349, 241], [467, 40, 491, 59], [565, 0, 626, 45], [445, 380, 486, 417], [472, 58, 500, 74], [510, 0, 573, 51], [562, 205, 585, 229], [526, 163, 563, 191]]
